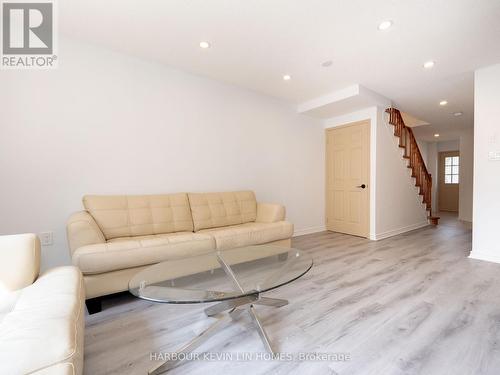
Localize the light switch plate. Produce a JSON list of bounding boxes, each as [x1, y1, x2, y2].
[[488, 151, 500, 161], [39, 232, 53, 246]]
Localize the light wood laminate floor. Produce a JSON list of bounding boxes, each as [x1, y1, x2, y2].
[[84, 213, 500, 375]]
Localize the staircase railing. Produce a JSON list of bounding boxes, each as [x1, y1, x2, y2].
[[385, 108, 439, 225]]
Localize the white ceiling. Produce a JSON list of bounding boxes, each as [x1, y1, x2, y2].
[[60, 0, 500, 141]]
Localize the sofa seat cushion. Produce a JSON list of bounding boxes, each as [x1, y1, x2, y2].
[[198, 221, 294, 250], [0, 266, 84, 375], [0, 290, 21, 325], [72, 232, 216, 274]]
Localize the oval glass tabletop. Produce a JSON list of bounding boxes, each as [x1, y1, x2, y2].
[[129, 245, 313, 303]]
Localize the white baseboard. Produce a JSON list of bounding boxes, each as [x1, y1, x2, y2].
[[293, 225, 327, 237], [293, 222, 430, 240], [469, 251, 500, 264], [372, 221, 430, 241]]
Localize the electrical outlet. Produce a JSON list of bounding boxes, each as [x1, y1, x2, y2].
[[39, 231, 53, 246]]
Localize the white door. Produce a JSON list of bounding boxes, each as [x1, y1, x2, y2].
[[326, 120, 370, 237]]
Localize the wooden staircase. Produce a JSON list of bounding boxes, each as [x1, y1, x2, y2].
[[386, 108, 440, 225]]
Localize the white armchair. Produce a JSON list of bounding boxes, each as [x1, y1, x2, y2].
[[0, 234, 85, 375]]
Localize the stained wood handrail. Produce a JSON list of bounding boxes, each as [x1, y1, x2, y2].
[[385, 108, 439, 224]]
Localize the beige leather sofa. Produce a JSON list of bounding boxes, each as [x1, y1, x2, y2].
[[0, 234, 85, 375], [67, 191, 293, 306]]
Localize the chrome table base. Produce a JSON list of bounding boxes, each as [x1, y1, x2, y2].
[[149, 295, 289, 375], [148, 252, 290, 374]]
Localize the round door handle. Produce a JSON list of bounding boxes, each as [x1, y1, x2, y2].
[[356, 184, 366, 189]]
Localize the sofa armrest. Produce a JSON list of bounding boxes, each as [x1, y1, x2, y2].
[[0, 266, 85, 375], [67, 211, 105, 256], [256, 203, 286, 223], [0, 233, 40, 292]]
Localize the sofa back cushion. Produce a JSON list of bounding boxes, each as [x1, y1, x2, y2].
[[188, 191, 257, 231], [83, 194, 193, 240]]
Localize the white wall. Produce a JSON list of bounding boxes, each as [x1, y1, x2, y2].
[[470, 63, 500, 263], [325, 107, 429, 240], [0, 38, 325, 270], [437, 140, 460, 152], [459, 129, 474, 222], [416, 140, 429, 166], [426, 142, 439, 214]]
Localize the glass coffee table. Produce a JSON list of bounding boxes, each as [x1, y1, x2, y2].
[[129, 245, 313, 374]]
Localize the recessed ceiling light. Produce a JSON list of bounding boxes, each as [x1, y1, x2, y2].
[[199, 41, 210, 49], [378, 20, 393, 31], [434, 133, 440, 138], [283, 74, 291, 81], [423, 61, 435, 69], [439, 100, 448, 106], [321, 60, 333, 67], [453, 111, 463, 116]]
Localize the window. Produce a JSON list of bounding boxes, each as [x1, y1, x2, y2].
[[444, 156, 459, 184]]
